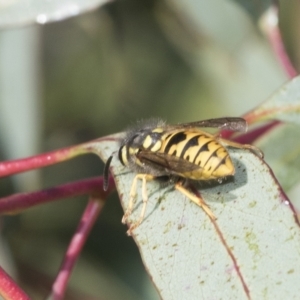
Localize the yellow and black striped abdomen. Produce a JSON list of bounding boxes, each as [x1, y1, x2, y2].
[[160, 129, 235, 180]]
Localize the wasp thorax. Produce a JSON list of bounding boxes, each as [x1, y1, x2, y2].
[[142, 131, 163, 152]]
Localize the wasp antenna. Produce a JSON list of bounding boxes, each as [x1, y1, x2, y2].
[[103, 155, 113, 191]]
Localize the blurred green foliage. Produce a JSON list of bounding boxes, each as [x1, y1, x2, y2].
[[2, 0, 300, 299]]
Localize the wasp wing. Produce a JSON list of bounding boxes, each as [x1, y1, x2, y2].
[[137, 150, 200, 175], [176, 117, 247, 132]]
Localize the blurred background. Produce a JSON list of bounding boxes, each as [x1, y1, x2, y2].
[[0, 0, 298, 299]]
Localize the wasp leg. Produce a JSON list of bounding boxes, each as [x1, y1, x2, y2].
[[123, 174, 155, 235], [218, 138, 264, 158], [122, 174, 140, 224], [175, 182, 216, 221]]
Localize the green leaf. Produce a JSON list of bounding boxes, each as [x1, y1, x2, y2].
[[245, 76, 300, 125], [0, 0, 110, 27], [243, 76, 300, 199], [229, 0, 272, 20], [256, 123, 300, 193], [92, 134, 300, 300]]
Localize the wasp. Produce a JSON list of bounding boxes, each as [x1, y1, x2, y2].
[[103, 117, 263, 235]]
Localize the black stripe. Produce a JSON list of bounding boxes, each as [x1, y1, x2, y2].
[[202, 145, 221, 167], [164, 133, 172, 140], [192, 140, 210, 164], [164, 132, 187, 154], [212, 154, 229, 173], [179, 135, 200, 159], [118, 146, 126, 165]]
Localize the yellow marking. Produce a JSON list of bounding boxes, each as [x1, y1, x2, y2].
[[195, 150, 213, 168], [161, 132, 200, 156], [121, 147, 129, 165], [179, 172, 203, 180], [143, 135, 153, 149], [208, 141, 220, 152], [182, 136, 211, 163], [213, 159, 235, 177], [152, 128, 164, 133], [151, 140, 162, 152], [129, 148, 136, 155]]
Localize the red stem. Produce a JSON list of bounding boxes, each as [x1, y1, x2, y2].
[[0, 266, 30, 300], [261, 5, 297, 78], [232, 121, 280, 144], [0, 145, 89, 178], [219, 121, 279, 144], [0, 176, 115, 214], [51, 199, 103, 300]]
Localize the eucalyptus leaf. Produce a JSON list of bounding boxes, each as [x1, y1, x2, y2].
[[246, 75, 300, 125], [229, 0, 272, 20], [256, 123, 300, 197], [91, 134, 300, 300], [0, 0, 111, 27]]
